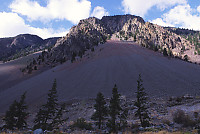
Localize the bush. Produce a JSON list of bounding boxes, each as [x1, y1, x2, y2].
[[70, 118, 93, 130], [162, 119, 171, 126], [173, 109, 187, 124], [173, 109, 196, 127]]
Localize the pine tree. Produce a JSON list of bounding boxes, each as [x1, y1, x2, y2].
[[91, 92, 108, 129], [3, 92, 28, 130], [3, 100, 18, 130], [46, 79, 58, 117], [16, 92, 28, 129], [163, 48, 168, 56], [34, 79, 66, 131], [51, 103, 67, 129], [134, 74, 150, 128], [107, 84, 122, 133]]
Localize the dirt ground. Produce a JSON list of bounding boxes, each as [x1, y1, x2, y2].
[[1, 41, 200, 114]]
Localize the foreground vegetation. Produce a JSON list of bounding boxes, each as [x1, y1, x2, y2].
[[1, 75, 200, 133]]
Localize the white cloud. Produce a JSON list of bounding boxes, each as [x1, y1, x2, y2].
[[151, 4, 200, 30], [122, 0, 187, 17], [10, 0, 91, 24], [151, 18, 174, 27], [197, 5, 200, 13], [0, 12, 68, 39], [91, 6, 109, 19]]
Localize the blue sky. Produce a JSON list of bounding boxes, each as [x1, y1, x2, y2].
[[0, 0, 200, 39]]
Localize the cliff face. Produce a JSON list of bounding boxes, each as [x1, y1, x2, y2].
[[50, 15, 200, 63]]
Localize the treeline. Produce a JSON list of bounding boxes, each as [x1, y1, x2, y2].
[[1, 75, 150, 133]]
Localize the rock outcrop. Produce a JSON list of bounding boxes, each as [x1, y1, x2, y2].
[[50, 15, 200, 64]]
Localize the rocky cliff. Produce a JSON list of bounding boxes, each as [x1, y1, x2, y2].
[[49, 15, 200, 64]]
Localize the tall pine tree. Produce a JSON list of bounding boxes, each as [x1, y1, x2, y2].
[[34, 79, 66, 130], [134, 74, 150, 128], [107, 84, 122, 133], [91, 92, 108, 129], [3, 100, 18, 130], [3, 92, 28, 130], [16, 92, 28, 129]]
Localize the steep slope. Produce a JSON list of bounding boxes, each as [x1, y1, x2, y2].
[[0, 34, 59, 61], [50, 17, 108, 63], [1, 41, 200, 113]]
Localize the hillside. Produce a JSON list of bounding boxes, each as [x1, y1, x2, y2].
[[0, 34, 59, 62], [47, 15, 200, 65], [0, 51, 46, 91], [1, 41, 200, 114]]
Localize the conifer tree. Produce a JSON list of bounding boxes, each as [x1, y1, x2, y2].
[[107, 84, 122, 133], [163, 48, 168, 56], [51, 103, 66, 129], [16, 92, 28, 129], [3, 92, 28, 130], [34, 79, 66, 130], [134, 74, 150, 128], [91, 92, 108, 129], [3, 100, 18, 130]]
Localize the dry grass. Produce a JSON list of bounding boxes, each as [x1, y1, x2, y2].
[[139, 130, 198, 134]]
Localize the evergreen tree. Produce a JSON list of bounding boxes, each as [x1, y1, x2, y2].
[[163, 48, 168, 56], [71, 52, 76, 63], [134, 74, 150, 128], [107, 84, 122, 133], [3, 100, 18, 130], [16, 92, 28, 129], [51, 103, 67, 129], [184, 55, 188, 61], [153, 45, 158, 51], [3, 92, 28, 130], [134, 33, 137, 42], [91, 92, 108, 129], [34, 79, 66, 130], [34, 66, 37, 70]]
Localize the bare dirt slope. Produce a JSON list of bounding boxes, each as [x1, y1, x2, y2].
[[1, 40, 200, 113], [0, 52, 41, 91]]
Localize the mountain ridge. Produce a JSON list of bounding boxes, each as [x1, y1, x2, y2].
[[48, 14, 200, 65], [0, 34, 60, 62]]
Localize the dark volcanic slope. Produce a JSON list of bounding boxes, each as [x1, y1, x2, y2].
[[1, 41, 200, 113]]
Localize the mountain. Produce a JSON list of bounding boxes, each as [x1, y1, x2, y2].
[[1, 41, 200, 113], [0, 34, 60, 61], [48, 15, 200, 65], [1, 14, 200, 113]]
